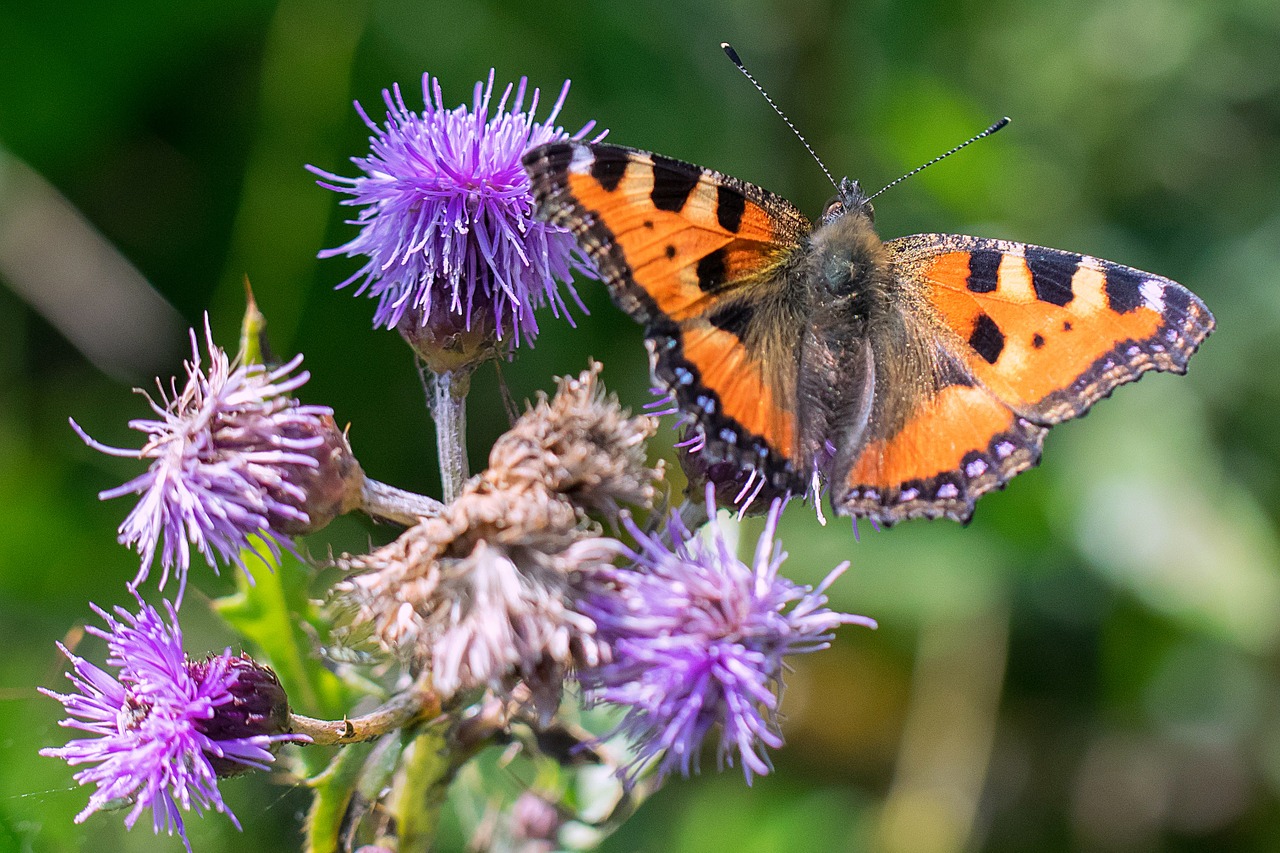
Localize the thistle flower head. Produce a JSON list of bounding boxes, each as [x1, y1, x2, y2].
[[487, 362, 661, 517], [313, 71, 603, 368], [40, 597, 301, 851], [74, 318, 363, 599], [576, 486, 876, 783]]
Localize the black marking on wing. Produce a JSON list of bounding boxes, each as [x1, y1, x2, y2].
[[969, 313, 1005, 364], [1104, 265, 1144, 314], [696, 249, 728, 293], [707, 300, 755, 340], [1027, 246, 1077, 306], [650, 154, 700, 212], [966, 249, 1002, 293], [590, 146, 629, 192], [716, 184, 745, 232]]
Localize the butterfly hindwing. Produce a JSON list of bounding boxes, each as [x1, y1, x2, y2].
[[838, 370, 1049, 523], [524, 142, 813, 491]]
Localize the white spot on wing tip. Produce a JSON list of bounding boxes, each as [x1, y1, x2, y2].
[[1140, 279, 1166, 313], [568, 145, 594, 172]]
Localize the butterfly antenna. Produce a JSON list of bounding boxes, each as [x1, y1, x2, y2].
[[721, 42, 839, 191], [865, 117, 1011, 203]]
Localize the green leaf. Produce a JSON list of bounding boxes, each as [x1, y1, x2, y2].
[[304, 739, 376, 853], [212, 539, 351, 739]]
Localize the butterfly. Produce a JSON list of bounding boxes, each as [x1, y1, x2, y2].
[[521, 141, 1214, 526]]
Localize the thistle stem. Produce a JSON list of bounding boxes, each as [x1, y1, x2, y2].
[[289, 686, 440, 746], [424, 366, 471, 503], [359, 477, 446, 525]]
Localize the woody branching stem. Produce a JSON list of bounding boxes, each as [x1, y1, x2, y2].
[[289, 685, 441, 746]]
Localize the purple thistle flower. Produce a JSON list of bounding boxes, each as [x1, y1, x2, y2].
[[40, 597, 302, 851], [73, 318, 362, 599], [577, 486, 876, 783], [312, 70, 603, 355]]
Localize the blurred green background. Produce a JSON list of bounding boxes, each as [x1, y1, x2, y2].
[[3, 0, 1278, 850]]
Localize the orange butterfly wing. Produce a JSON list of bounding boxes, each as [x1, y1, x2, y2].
[[837, 234, 1213, 525], [526, 142, 1216, 525], [524, 142, 813, 493], [891, 235, 1214, 422], [838, 378, 1049, 523]]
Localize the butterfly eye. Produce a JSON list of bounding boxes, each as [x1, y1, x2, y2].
[[864, 201, 875, 223], [821, 196, 844, 221]]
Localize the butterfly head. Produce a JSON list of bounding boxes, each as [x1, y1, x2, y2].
[[808, 176, 892, 309], [821, 177, 874, 226]]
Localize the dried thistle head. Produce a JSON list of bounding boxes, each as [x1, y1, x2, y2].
[[487, 361, 662, 516], [336, 363, 661, 714]]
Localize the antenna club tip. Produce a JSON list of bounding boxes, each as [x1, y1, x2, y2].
[[721, 43, 743, 65]]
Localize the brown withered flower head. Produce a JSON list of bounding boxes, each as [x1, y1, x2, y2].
[[337, 363, 661, 715]]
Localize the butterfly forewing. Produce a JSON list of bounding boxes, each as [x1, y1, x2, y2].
[[887, 234, 1214, 424], [524, 141, 814, 492], [524, 143, 806, 320]]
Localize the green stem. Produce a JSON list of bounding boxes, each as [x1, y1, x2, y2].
[[303, 739, 377, 853], [394, 722, 453, 852]]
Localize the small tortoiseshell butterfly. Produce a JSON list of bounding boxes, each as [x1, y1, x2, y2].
[[522, 130, 1214, 526]]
